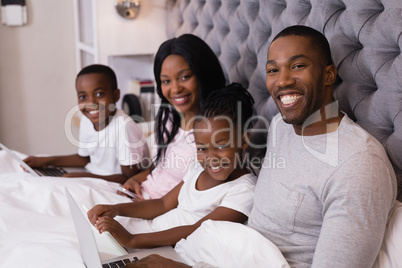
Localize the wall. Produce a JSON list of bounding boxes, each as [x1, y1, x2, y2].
[[0, 0, 77, 155], [0, 0, 167, 155]]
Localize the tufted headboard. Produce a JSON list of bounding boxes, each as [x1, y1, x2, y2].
[[165, 0, 402, 198]]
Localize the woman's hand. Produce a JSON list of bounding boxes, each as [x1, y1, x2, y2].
[[94, 216, 134, 247], [122, 170, 150, 200], [121, 179, 144, 200], [87, 204, 118, 226]]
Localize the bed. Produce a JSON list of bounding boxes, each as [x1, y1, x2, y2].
[[1, 0, 401, 267]]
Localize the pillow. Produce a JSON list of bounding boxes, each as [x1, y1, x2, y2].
[[373, 201, 402, 268], [175, 220, 290, 268]]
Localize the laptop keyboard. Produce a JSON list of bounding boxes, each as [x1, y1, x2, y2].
[[34, 167, 68, 177], [103, 257, 139, 268]]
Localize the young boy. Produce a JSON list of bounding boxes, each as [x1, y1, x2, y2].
[[24, 64, 149, 183]]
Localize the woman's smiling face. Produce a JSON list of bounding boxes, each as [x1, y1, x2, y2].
[[160, 54, 200, 121]]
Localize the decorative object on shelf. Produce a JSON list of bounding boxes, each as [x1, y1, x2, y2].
[[115, 0, 140, 19]]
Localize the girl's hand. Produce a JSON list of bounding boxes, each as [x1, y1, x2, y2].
[[94, 216, 133, 247], [87, 205, 117, 226]]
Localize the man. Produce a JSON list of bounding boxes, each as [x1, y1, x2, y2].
[[246, 25, 397, 267], [126, 25, 397, 268]]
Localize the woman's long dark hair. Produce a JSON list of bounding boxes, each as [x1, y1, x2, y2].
[[153, 34, 226, 167]]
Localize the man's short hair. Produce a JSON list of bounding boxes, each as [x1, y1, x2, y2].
[[272, 25, 334, 66]]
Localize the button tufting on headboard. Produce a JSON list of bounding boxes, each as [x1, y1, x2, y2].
[[166, 0, 402, 197]]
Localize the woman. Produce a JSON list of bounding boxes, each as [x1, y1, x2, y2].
[[122, 34, 226, 199]]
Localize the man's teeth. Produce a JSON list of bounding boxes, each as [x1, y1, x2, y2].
[[88, 110, 99, 115], [280, 95, 302, 105]]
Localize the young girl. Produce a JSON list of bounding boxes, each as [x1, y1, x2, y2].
[[122, 34, 227, 199], [88, 83, 256, 249]]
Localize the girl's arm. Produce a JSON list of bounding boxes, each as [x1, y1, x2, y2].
[[97, 206, 247, 249], [88, 182, 183, 225]]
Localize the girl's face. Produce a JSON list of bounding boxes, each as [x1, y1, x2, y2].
[[160, 54, 200, 121], [194, 117, 248, 182], [76, 73, 119, 131]]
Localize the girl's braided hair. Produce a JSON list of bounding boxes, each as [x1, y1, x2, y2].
[[197, 82, 255, 131]]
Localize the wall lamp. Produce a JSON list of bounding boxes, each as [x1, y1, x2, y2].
[[116, 0, 141, 19]]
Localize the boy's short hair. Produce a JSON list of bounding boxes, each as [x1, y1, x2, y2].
[[76, 64, 118, 90]]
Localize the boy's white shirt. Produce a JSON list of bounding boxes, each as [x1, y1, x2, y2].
[[78, 109, 150, 175]]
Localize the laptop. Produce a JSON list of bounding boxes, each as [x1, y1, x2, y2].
[[0, 142, 86, 177], [65, 188, 185, 268]]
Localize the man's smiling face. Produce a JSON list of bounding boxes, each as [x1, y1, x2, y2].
[[265, 35, 335, 126]]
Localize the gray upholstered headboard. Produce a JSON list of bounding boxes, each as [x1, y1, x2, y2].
[[165, 0, 402, 197]]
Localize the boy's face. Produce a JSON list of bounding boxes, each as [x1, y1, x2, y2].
[[194, 117, 248, 182], [76, 73, 120, 131]]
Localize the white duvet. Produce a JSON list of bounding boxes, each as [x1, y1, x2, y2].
[[1, 150, 401, 268], [0, 150, 133, 268]]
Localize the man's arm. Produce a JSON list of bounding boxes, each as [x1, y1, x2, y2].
[[312, 153, 396, 267]]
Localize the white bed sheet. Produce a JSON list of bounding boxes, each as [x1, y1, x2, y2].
[[0, 150, 134, 268], [1, 150, 401, 268]]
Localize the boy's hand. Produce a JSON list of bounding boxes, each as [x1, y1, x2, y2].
[[62, 172, 92, 178], [94, 216, 133, 247], [87, 204, 117, 226], [23, 156, 49, 168], [125, 254, 190, 268]]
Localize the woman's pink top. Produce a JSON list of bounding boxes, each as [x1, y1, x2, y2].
[[141, 126, 196, 199]]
